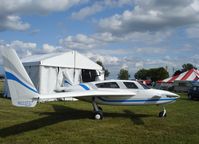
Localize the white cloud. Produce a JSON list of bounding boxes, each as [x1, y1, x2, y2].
[[59, 32, 120, 50], [42, 43, 56, 53], [122, 31, 172, 44], [59, 31, 171, 52], [91, 49, 129, 56], [191, 0, 199, 12], [0, 40, 61, 59], [9, 40, 37, 50], [71, 0, 133, 20], [85, 52, 120, 65], [0, 15, 30, 31], [72, 3, 103, 20], [135, 62, 144, 70], [0, 40, 37, 58], [135, 47, 166, 54], [0, 0, 82, 15], [98, 0, 199, 35], [0, 0, 82, 31], [59, 34, 99, 49], [121, 63, 128, 70], [34, 0, 81, 12]]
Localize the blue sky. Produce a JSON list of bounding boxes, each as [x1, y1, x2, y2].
[[0, 0, 199, 78]]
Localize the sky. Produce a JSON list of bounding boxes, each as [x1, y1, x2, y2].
[[0, 0, 199, 79]]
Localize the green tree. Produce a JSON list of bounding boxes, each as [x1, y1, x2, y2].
[[173, 63, 197, 76], [182, 63, 196, 71], [149, 67, 169, 81], [96, 61, 110, 79], [118, 69, 130, 80], [134, 67, 169, 81], [134, 69, 148, 80]]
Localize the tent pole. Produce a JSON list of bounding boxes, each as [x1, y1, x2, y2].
[[73, 51, 76, 84]]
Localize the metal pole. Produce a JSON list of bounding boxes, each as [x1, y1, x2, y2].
[[73, 51, 76, 83]]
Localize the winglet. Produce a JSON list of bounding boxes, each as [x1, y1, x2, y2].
[[2, 49, 39, 107]]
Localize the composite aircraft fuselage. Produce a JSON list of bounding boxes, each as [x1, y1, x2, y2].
[[65, 80, 179, 106]]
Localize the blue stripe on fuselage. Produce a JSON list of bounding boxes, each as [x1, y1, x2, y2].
[[64, 80, 72, 85], [5, 71, 38, 93], [79, 83, 90, 90], [98, 97, 176, 103]]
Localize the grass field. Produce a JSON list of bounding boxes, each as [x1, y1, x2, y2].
[[0, 82, 199, 144], [0, 80, 3, 95]]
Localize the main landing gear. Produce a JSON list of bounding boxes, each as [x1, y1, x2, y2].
[[92, 97, 103, 120], [91, 98, 167, 119], [159, 106, 167, 117]]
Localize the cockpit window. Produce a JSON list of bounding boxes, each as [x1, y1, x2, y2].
[[138, 82, 150, 89], [123, 82, 138, 89], [96, 82, 120, 88]]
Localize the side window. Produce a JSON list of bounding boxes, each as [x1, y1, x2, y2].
[[96, 82, 120, 88], [123, 82, 138, 89]]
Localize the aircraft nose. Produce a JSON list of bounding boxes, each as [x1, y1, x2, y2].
[[165, 92, 180, 99]]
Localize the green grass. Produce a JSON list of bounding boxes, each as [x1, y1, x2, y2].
[[0, 80, 3, 94], [0, 82, 199, 144]]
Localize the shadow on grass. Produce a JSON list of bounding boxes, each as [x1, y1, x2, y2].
[[123, 110, 151, 125], [0, 93, 4, 98], [0, 105, 153, 137]]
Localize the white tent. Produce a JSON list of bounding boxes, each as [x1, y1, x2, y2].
[[4, 51, 104, 98]]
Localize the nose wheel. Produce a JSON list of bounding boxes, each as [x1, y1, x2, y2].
[[92, 97, 103, 120], [159, 106, 167, 117]]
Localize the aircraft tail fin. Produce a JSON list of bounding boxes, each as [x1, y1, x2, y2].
[[2, 48, 39, 107]]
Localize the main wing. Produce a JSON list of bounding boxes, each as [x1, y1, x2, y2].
[[39, 90, 136, 101]]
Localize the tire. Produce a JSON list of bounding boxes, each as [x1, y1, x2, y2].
[[94, 111, 103, 120]]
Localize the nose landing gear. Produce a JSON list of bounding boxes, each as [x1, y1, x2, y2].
[[159, 106, 167, 117]]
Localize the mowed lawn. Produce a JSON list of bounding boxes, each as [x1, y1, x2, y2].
[[0, 81, 199, 144]]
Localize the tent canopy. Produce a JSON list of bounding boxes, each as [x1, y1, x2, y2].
[[158, 68, 199, 83], [22, 51, 102, 70]]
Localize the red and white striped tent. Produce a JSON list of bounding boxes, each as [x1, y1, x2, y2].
[[158, 68, 199, 83]]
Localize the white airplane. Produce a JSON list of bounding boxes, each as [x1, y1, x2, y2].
[[2, 49, 180, 120]]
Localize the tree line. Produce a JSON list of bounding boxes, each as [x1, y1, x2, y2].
[[97, 61, 197, 81]]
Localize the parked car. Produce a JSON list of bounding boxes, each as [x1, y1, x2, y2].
[[173, 80, 193, 92], [188, 85, 199, 100]]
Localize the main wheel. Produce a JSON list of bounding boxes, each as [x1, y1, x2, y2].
[[94, 111, 103, 120], [159, 111, 167, 117]]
